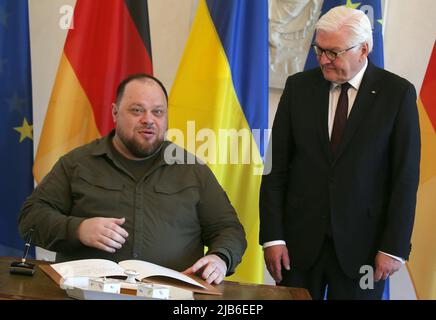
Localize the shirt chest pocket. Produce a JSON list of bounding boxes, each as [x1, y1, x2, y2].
[[151, 181, 200, 222], [71, 169, 124, 217]]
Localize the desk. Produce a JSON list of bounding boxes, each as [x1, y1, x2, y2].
[[0, 257, 311, 300]]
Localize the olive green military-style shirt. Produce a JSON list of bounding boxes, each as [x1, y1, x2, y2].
[[19, 131, 246, 274]]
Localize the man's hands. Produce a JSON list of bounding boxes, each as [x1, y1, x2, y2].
[[264, 244, 290, 284], [183, 254, 227, 284], [374, 252, 402, 282], [263, 245, 402, 284], [77, 217, 128, 253]]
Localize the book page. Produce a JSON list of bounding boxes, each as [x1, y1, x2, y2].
[[51, 259, 125, 279], [119, 260, 205, 289]]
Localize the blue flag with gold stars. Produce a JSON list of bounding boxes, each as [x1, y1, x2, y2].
[[304, 0, 384, 70], [0, 0, 34, 257]]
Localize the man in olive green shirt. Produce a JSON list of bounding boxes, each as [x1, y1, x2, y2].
[[19, 74, 246, 284]]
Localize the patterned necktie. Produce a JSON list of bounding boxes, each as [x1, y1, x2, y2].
[[331, 82, 351, 154]]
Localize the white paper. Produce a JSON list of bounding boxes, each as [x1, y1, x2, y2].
[[119, 260, 205, 289], [51, 259, 125, 279]]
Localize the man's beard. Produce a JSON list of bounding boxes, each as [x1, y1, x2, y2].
[[118, 128, 164, 158], [124, 136, 164, 158]]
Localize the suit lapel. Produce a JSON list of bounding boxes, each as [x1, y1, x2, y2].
[[332, 61, 382, 164]]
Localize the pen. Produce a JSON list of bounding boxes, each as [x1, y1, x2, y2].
[[21, 228, 34, 264]]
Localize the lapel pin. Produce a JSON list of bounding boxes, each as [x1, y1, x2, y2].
[[371, 91, 376, 94]]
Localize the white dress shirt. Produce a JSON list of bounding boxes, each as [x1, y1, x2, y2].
[[328, 59, 367, 138]]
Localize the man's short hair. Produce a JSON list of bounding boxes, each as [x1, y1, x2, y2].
[[315, 6, 373, 53], [115, 73, 168, 106]]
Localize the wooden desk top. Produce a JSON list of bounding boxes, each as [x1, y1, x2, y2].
[[0, 257, 311, 300], [0, 257, 67, 300]]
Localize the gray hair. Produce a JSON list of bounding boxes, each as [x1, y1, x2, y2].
[[315, 6, 373, 53]]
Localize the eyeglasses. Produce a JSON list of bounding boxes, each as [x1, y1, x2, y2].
[[312, 44, 360, 61]]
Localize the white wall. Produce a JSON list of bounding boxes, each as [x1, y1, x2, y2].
[[148, 0, 196, 92], [384, 0, 436, 91], [29, 0, 76, 157]]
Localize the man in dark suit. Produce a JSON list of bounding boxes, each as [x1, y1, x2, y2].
[[259, 6, 420, 299]]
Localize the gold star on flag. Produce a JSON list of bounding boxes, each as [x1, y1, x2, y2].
[[345, 0, 361, 9], [14, 118, 33, 143]]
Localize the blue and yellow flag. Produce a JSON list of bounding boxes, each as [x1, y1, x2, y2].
[[169, 0, 268, 283], [305, 0, 384, 70], [0, 0, 34, 256]]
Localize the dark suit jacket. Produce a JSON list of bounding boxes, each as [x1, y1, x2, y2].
[[260, 61, 421, 278]]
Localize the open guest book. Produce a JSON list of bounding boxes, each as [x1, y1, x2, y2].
[[39, 259, 221, 296]]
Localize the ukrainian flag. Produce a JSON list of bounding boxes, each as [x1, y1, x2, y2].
[[169, 0, 268, 283]]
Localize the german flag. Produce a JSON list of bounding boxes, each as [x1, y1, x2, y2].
[[408, 41, 436, 299], [34, 0, 153, 182]]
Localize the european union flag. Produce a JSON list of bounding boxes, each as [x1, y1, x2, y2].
[[0, 0, 34, 257], [304, 0, 384, 70]]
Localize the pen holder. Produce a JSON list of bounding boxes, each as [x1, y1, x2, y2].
[[10, 261, 36, 276]]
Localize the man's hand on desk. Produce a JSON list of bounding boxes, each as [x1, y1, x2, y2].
[[183, 254, 227, 285], [77, 217, 129, 253]]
